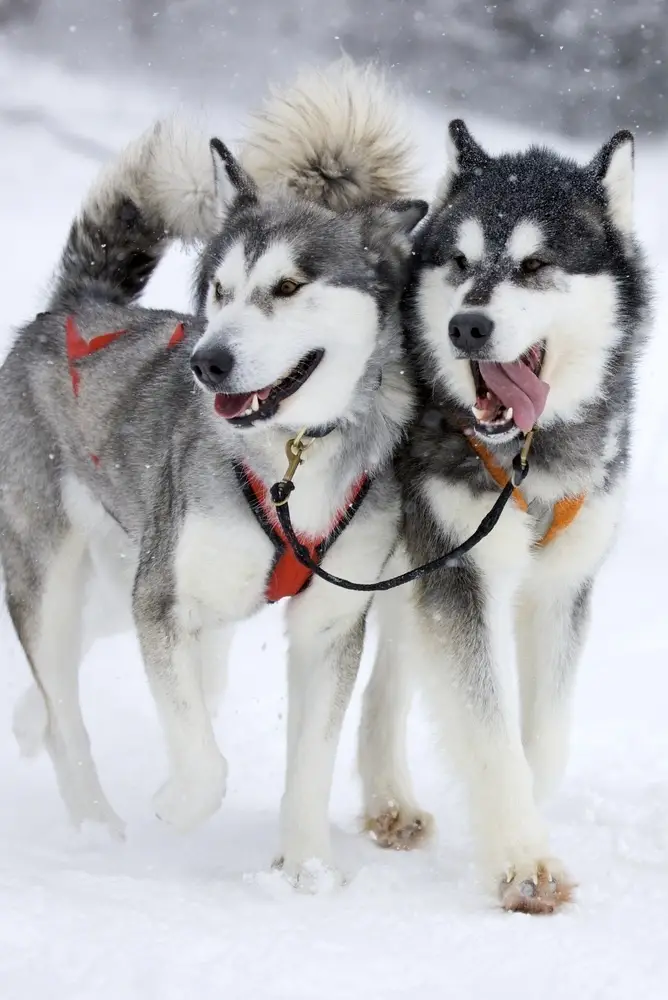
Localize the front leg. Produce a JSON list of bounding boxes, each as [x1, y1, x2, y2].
[[358, 546, 434, 851], [133, 561, 227, 832], [516, 490, 618, 801], [404, 485, 572, 912], [278, 490, 401, 889], [517, 580, 592, 801], [408, 564, 573, 912], [279, 594, 368, 889]]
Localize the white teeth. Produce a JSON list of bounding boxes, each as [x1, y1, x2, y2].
[[251, 393, 260, 413], [472, 405, 486, 420], [505, 407, 513, 420], [244, 407, 253, 416], [486, 392, 493, 400]]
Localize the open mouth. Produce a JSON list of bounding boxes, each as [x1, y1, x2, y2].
[[470, 342, 549, 437], [214, 350, 324, 427]]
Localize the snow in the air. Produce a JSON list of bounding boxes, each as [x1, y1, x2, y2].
[[0, 42, 667, 1000]]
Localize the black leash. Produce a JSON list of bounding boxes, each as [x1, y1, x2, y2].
[[268, 429, 533, 593]]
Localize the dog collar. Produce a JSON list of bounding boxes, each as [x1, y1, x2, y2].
[[466, 434, 585, 547], [234, 461, 371, 602]]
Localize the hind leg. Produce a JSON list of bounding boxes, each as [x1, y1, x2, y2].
[[358, 585, 434, 851], [12, 616, 105, 759], [199, 625, 234, 720], [12, 683, 48, 758], [6, 527, 124, 837], [12, 575, 130, 758]]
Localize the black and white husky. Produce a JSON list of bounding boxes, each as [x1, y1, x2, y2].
[[0, 61, 427, 886], [359, 121, 651, 912]]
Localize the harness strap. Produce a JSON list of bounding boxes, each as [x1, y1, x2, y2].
[[467, 435, 585, 546], [65, 315, 185, 466], [66, 315, 185, 397], [65, 315, 128, 396], [235, 462, 370, 603]]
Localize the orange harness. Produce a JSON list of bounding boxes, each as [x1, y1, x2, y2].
[[236, 464, 370, 603], [466, 436, 585, 547]]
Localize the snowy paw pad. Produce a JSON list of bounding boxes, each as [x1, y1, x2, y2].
[[500, 863, 574, 915], [279, 858, 347, 894], [364, 804, 434, 851]]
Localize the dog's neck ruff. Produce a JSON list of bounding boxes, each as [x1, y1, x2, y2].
[[235, 461, 371, 602], [466, 435, 585, 546]]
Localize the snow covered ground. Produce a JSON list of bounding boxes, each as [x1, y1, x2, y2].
[[1, 46, 667, 1000]]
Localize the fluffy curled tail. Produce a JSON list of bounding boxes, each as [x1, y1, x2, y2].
[[49, 118, 218, 310], [240, 59, 416, 211]]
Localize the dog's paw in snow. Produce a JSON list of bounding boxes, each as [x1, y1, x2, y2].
[[272, 855, 347, 894], [364, 801, 434, 851], [153, 757, 227, 831], [499, 860, 575, 915], [59, 776, 126, 841]]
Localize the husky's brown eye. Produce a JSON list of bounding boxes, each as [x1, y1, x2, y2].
[[452, 253, 468, 272], [522, 257, 547, 274], [212, 280, 224, 302], [275, 278, 302, 297]]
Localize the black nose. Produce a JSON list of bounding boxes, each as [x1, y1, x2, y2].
[[448, 312, 494, 354], [190, 343, 235, 391]]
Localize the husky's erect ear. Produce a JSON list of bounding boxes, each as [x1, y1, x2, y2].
[[365, 200, 428, 270], [436, 119, 490, 203], [210, 138, 258, 212], [367, 199, 428, 240], [383, 199, 429, 234], [447, 119, 489, 170], [590, 130, 634, 235]]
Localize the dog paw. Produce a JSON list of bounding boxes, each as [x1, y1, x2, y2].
[[62, 785, 126, 841], [76, 803, 126, 842], [50, 757, 126, 841], [499, 860, 575, 915], [273, 856, 346, 894], [153, 757, 227, 832], [364, 802, 434, 851]]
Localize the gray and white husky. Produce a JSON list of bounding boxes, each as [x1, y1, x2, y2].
[[359, 121, 651, 911], [0, 61, 427, 883]]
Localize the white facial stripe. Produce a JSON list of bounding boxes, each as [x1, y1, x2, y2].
[[456, 218, 485, 263], [506, 220, 544, 261], [213, 242, 246, 294], [247, 241, 296, 292]]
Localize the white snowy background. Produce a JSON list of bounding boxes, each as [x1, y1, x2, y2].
[[0, 41, 667, 1000]]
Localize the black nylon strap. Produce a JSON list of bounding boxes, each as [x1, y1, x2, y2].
[[269, 451, 529, 593], [235, 461, 373, 598]]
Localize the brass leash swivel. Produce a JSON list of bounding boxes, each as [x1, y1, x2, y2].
[[511, 427, 535, 488], [520, 427, 535, 467], [273, 427, 311, 507]]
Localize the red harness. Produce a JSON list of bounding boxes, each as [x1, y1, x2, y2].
[[236, 463, 370, 603], [66, 315, 185, 396], [65, 315, 185, 464], [64, 316, 370, 602]]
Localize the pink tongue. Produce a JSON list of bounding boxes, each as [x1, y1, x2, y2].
[[214, 385, 272, 420], [214, 392, 254, 419], [478, 361, 550, 432]]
